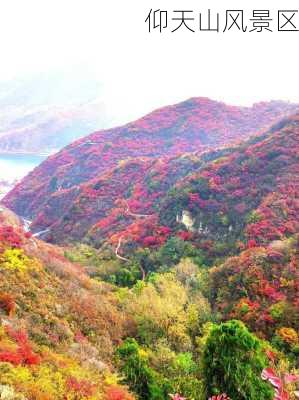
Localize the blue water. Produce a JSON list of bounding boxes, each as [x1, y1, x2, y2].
[[0, 153, 46, 181]]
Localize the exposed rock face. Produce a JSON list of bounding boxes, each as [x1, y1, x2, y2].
[[177, 210, 195, 231]]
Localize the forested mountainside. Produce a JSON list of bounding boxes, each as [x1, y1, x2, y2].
[[5, 113, 298, 262], [0, 206, 135, 399], [1, 99, 298, 400], [3, 98, 299, 218], [0, 207, 298, 399]]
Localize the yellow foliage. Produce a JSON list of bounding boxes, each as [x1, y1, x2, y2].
[[104, 372, 121, 386], [277, 327, 299, 345], [137, 348, 148, 360], [0, 249, 30, 273], [125, 273, 190, 349]]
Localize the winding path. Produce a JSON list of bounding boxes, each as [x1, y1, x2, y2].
[[115, 201, 153, 261], [114, 200, 153, 281], [115, 236, 129, 262], [124, 200, 153, 218], [32, 228, 50, 238]]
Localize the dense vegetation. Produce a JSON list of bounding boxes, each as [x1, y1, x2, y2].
[[0, 101, 298, 399], [17, 113, 297, 270], [0, 207, 135, 399], [0, 207, 297, 399]]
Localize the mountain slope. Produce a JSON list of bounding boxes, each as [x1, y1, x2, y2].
[[33, 114, 299, 259], [0, 206, 135, 399], [157, 115, 299, 249], [88, 114, 298, 262], [209, 235, 299, 337], [3, 98, 299, 226], [1, 106, 298, 400], [3, 112, 297, 274]]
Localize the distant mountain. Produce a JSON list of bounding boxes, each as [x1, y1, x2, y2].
[[3, 98, 299, 248], [0, 178, 16, 199], [0, 72, 116, 154]]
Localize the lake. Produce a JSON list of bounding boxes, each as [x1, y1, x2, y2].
[[0, 153, 46, 198], [0, 153, 46, 181]]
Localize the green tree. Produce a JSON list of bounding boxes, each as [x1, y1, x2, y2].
[[116, 338, 170, 400], [202, 320, 274, 400]]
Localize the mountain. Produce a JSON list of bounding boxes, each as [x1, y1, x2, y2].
[[0, 179, 16, 199], [40, 111, 298, 347], [22, 112, 297, 267], [0, 72, 115, 154], [3, 98, 299, 232], [1, 103, 298, 400], [0, 101, 106, 154], [3, 207, 296, 400], [0, 206, 135, 399]]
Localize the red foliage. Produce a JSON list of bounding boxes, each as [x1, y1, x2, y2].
[[67, 377, 96, 397], [208, 395, 230, 400], [0, 226, 23, 248], [177, 231, 193, 241], [0, 350, 22, 365], [261, 368, 299, 400], [105, 386, 134, 400], [169, 395, 186, 400], [0, 327, 40, 366], [247, 239, 258, 248], [211, 240, 298, 337], [246, 184, 299, 246], [143, 236, 159, 247], [4, 99, 299, 247], [74, 330, 88, 343]]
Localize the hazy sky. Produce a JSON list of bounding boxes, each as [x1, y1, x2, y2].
[[0, 0, 299, 124]]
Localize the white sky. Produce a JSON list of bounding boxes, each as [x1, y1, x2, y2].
[[0, 0, 299, 123]]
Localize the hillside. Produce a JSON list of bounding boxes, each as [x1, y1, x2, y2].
[[1, 206, 297, 400], [3, 98, 299, 230], [0, 206, 135, 399], [156, 115, 299, 256], [14, 111, 297, 316], [4, 113, 297, 262], [1, 109, 298, 400]]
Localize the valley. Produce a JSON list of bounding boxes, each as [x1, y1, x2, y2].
[[0, 98, 298, 400]]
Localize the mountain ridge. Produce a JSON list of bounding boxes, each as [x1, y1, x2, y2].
[[3, 97, 299, 224]]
